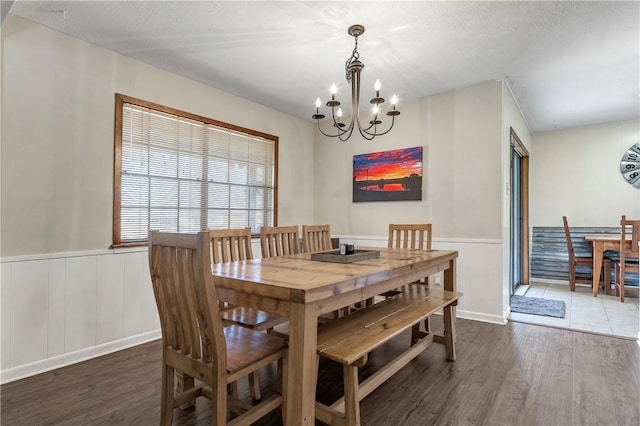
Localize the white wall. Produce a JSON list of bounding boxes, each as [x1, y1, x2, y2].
[[1, 16, 315, 256], [313, 81, 509, 323], [0, 16, 316, 382], [313, 80, 504, 239], [530, 119, 640, 227]]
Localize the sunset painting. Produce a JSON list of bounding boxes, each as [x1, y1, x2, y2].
[[353, 146, 423, 202]]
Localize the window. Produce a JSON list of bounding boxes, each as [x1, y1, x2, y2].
[[113, 94, 278, 246]]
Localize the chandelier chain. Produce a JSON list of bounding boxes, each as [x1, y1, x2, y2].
[[345, 36, 360, 84]]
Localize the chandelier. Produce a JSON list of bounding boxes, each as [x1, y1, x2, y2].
[[312, 24, 400, 141]]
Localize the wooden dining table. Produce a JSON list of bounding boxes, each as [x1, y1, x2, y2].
[[584, 234, 630, 297], [211, 246, 459, 425]]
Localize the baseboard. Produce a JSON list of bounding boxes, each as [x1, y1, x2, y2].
[[457, 309, 507, 325], [0, 330, 161, 384], [531, 277, 569, 286]]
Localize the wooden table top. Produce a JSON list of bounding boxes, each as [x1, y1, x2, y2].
[[211, 247, 458, 304]]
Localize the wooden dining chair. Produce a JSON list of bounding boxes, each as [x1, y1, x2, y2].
[[388, 223, 432, 250], [614, 216, 640, 302], [302, 224, 353, 318], [385, 224, 433, 293], [562, 216, 610, 293], [206, 227, 287, 332], [386, 224, 434, 340], [261, 225, 300, 258], [302, 224, 332, 253], [148, 231, 287, 425], [206, 228, 288, 400]]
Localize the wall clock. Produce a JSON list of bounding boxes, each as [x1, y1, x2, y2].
[[620, 142, 640, 188]]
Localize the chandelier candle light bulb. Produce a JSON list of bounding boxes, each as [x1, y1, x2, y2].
[[312, 24, 400, 141]]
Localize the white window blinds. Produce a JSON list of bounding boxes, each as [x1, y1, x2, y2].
[[114, 96, 276, 245]]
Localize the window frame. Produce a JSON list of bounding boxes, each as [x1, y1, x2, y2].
[[113, 93, 279, 247]]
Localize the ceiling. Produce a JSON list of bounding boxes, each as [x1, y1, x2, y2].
[[7, 1, 640, 133]]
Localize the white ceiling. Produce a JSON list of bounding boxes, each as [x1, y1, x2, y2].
[[7, 0, 640, 133]]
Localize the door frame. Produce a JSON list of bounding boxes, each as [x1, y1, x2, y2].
[[510, 127, 530, 290]]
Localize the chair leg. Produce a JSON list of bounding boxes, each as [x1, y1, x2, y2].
[[343, 364, 361, 426], [176, 371, 195, 410], [620, 265, 625, 303], [214, 381, 227, 426], [569, 264, 576, 291], [604, 261, 611, 295], [161, 363, 175, 426]]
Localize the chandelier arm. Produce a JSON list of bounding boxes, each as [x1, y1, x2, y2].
[[338, 125, 356, 142], [361, 120, 378, 132], [315, 121, 340, 138], [351, 65, 378, 141], [357, 124, 377, 141], [330, 108, 352, 136], [316, 114, 356, 139], [360, 115, 396, 138]]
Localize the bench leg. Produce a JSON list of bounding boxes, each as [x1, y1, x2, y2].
[[411, 323, 421, 345], [343, 364, 361, 426], [249, 371, 261, 400], [227, 381, 239, 398], [443, 304, 456, 361]]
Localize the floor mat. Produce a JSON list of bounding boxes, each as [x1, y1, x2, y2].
[[511, 295, 565, 318]]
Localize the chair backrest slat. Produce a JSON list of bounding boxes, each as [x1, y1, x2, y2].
[[302, 224, 332, 253], [261, 225, 300, 258], [149, 231, 226, 366], [206, 228, 254, 264], [388, 224, 432, 250]]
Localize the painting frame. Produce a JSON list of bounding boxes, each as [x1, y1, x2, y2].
[[352, 146, 423, 202]]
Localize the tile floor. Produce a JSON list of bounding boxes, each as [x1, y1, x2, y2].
[[509, 282, 640, 340]]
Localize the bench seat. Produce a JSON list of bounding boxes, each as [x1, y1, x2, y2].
[[315, 284, 462, 426], [317, 285, 460, 364]]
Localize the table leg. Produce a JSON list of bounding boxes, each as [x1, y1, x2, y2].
[[284, 303, 318, 426], [443, 258, 457, 359], [444, 257, 457, 307], [592, 241, 604, 297], [443, 304, 456, 361]]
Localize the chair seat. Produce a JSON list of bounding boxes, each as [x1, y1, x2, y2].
[[224, 325, 288, 375], [222, 307, 288, 331]]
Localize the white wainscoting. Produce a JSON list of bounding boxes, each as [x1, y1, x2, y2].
[[0, 247, 160, 384], [0, 237, 504, 383]]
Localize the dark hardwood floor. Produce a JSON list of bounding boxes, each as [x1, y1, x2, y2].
[[2, 318, 639, 425]]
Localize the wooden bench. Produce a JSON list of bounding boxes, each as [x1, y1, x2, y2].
[[315, 284, 462, 426]]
